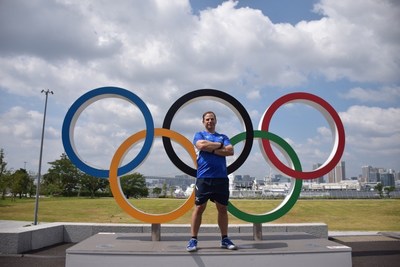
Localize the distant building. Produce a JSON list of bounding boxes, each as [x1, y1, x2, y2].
[[380, 172, 395, 187], [328, 161, 346, 183], [233, 174, 254, 189], [361, 165, 371, 183], [362, 165, 380, 183], [312, 163, 324, 183], [361, 166, 398, 187], [340, 161, 346, 180], [145, 175, 194, 191]]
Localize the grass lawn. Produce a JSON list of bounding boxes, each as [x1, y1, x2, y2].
[[1, 197, 399, 231]]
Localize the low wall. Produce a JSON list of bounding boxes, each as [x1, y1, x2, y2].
[[0, 222, 327, 254]]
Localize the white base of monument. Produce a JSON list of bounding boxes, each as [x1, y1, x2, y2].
[[66, 232, 351, 267]]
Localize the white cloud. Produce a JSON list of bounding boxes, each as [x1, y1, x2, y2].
[[0, 0, 399, 178], [0, 0, 121, 61], [340, 106, 400, 136], [302, 0, 400, 82], [0, 105, 62, 171], [341, 86, 400, 103], [0, 107, 42, 139], [246, 90, 261, 100], [317, 126, 332, 139], [1, 0, 399, 98], [338, 105, 400, 173]]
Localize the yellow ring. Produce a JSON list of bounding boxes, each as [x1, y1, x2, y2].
[[109, 128, 196, 223]]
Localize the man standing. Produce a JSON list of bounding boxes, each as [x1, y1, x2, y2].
[[186, 111, 237, 252]]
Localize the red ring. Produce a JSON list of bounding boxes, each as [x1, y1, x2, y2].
[[260, 92, 345, 179]]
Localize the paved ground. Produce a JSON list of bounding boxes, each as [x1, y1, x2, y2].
[[329, 233, 400, 267], [0, 220, 399, 267]]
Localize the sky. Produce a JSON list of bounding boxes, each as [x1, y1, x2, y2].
[[0, 0, 399, 181]]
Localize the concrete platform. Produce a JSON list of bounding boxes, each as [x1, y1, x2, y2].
[[0, 221, 328, 254], [66, 232, 352, 267]]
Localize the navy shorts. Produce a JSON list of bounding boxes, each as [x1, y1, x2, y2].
[[195, 178, 230, 206]]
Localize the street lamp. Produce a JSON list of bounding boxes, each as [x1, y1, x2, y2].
[[34, 89, 53, 225]]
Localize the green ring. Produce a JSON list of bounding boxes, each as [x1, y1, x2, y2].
[[227, 130, 303, 223]]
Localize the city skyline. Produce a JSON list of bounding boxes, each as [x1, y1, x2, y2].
[[144, 160, 398, 183]]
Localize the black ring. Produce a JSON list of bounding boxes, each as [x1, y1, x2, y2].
[[162, 89, 254, 177]]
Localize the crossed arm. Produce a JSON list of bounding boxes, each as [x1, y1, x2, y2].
[[195, 140, 234, 156]]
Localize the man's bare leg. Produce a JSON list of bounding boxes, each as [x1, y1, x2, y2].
[[215, 201, 228, 236], [191, 203, 207, 237]]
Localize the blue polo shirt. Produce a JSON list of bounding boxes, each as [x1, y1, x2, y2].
[[193, 131, 231, 178]]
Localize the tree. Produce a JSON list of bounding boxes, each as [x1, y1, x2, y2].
[[10, 168, 32, 199], [384, 186, 395, 198], [0, 149, 6, 176], [0, 149, 11, 199], [152, 187, 162, 197], [169, 186, 176, 197], [162, 182, 168, 198], [27, 172, 36, 197], [119, 172, 148, 199], [42, 153, 81, 196], [374, 183, 384, 198], [0, 170, 12, 200], [79, 174, 109, 198]]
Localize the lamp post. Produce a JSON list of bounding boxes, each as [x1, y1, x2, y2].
[[34, 89, 53, 225]]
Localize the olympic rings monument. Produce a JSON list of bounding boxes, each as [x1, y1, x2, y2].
[[58, 87, 350, 266], [0, 87, 351, 266]]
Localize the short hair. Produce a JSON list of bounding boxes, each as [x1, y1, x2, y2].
[[202, 111, 216, 121]]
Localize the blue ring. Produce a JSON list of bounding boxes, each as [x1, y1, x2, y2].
[[62, 87, 154, 178]]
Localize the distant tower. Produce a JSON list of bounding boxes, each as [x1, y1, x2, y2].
[[335, 166, 343, 182], [327, 161, 346, 183], [312, 163, 324, 183], [340, 161, 346, 180], [361, 165, 372, 183]]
